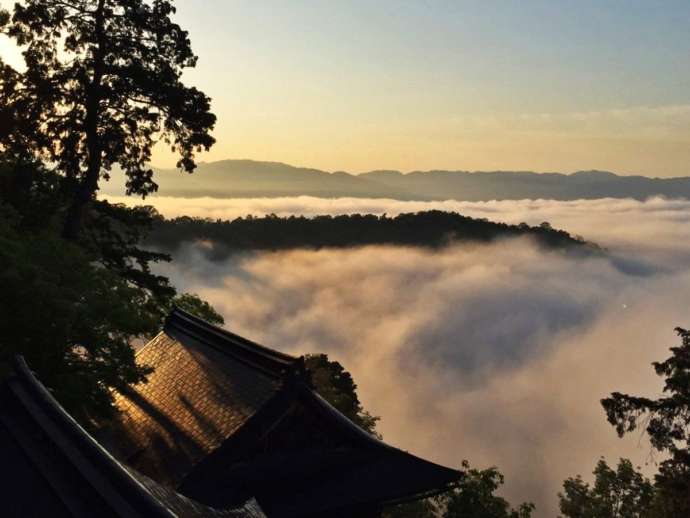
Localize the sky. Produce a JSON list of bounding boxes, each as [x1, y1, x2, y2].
[[3, 0, 690, 175], [3, 3, 690, 512]]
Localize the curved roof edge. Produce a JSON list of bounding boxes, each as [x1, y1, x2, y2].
[[297, 381, 463, 496], [183, 375, 462, 516], [3, 356, 265, 518], [163, 308, 462, 514]]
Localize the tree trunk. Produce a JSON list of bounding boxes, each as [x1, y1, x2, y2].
[[62, 177, 99, 240], [62, 0, 107, 240]]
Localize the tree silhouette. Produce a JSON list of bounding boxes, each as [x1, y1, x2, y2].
[[0, 157, 226, 421], [0, 0, 215, 238], [170, 292, 225, 326], [558, 458, 655, 518], [440, 461, 534, 518], [602, 327, 690, 516], [304, 353, 380, 437]]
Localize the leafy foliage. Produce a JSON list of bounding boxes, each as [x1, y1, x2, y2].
[[558, 458, 656, 518], [601, 327, 690, 516], [170, 292, 225, 326], [0, 158, 219, 421], [148, 211, 597, 259], [0, 0, 215, 238], [0, 205, 154, 421], [440, 461, 535, 518], [304, 353, 380, 437]]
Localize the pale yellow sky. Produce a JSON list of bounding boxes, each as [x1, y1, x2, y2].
[[151, 103, 690, 176], [0, 33, 20, 68], [2, 1, 690, 176], [146, 1, 690, 176]]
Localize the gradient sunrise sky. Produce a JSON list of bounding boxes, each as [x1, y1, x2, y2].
[[1, 0, 690, 175]]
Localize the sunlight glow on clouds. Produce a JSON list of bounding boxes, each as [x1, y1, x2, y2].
[[154, 197, 690, 516]]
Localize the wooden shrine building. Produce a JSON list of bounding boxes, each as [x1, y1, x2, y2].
[[103, 308, 461, 517]]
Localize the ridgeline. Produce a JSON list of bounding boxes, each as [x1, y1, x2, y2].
[[101, 159, 690, 202], [147, 210, 598, 260]]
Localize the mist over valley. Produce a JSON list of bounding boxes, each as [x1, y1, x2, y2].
[[136, 195, 690, 516]]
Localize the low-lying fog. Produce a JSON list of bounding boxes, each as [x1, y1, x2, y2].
[[119, 195, 690, 516]]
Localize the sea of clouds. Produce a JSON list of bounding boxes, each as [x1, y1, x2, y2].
[[133, 195, 690, 516]]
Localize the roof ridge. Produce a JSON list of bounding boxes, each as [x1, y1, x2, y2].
[[165, 307, 300, 378]]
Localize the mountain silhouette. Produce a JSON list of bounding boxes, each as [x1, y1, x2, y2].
[[102, 159, 690, 201]]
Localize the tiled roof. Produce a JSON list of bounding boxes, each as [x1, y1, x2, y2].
[[0, 356, 265, 518], [108, 309, 297, 485], [107, 308, 462, 516]]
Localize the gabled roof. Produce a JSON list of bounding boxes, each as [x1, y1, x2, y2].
[[109, 308, 462, 516], [106, 308, 307, 486], [0, 356, 265, 518]]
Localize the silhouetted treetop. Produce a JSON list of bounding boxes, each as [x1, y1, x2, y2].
[[558, 458, 655, 518], [0, 0, 216, 238], [304, 354, 380, 437], [441, 461, 535, 518], [602, 327, 690, 516]]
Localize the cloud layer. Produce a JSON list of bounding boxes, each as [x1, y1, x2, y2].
[[109, 193, 690, 246], [152, 197, 690, 516]]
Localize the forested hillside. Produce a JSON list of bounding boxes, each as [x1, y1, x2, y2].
[[147, 210, 597, 259]]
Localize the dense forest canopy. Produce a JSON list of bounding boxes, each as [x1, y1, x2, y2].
[[147, 210, 598, 260]]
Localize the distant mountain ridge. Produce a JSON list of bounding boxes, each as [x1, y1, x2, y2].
[[102, 159, 690, 201]]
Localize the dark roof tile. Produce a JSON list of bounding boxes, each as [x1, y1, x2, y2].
[[110, 315, 287, 485], [107, 308, 462, 516]]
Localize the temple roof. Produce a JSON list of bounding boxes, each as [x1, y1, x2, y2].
[[0, 356, 265, 518], [185, 383, 462, 517], [108, 309, 302, 486], [109, 308, 462, 517]]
